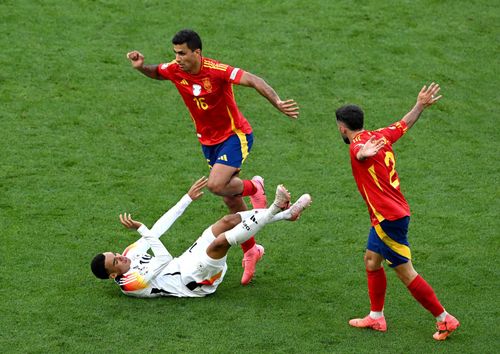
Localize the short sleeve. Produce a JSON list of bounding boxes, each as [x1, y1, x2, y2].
[[377, 120, 408, 144], [225, 66, 245, 84], [157, 61, 176, 80]]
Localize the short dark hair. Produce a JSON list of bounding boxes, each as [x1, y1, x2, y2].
[[335, 104, 364, 131], [91, 253, 109, 279], [172, 29, 202, 51]]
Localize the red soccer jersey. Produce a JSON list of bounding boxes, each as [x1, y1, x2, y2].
[[350, 120, 410, 225], [157, 57, 253, 145]]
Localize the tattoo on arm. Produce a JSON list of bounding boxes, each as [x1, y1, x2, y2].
[[253, 77, 280, 107], [137, 64, 160, 80]]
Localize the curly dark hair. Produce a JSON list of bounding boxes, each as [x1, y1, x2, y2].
[[335, 104, 364, 131]]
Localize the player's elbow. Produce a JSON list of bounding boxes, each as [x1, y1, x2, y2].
[[242, 72, 265, 89]]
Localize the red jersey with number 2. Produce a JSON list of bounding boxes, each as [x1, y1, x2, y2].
[[157, 57, 252, 146], [350, 120, 410, 226]]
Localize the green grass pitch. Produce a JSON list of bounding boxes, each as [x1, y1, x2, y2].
[[1, 0, 498, 353]]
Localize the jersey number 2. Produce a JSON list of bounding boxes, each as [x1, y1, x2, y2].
[[368, 151, 400, 190]]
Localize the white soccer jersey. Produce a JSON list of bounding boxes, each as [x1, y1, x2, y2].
[[115, 194, 227, 298]]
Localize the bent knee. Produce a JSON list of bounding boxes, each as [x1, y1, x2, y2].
[[211, 214, 242, 236], [211, 236, 229, 250], [221, 214, 241, 229], [364, 253, 383, 271], [207, 180, 226, 195]]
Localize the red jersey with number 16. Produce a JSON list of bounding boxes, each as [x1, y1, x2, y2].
[[350, 120, 410, 226], [157, 57, 253, 146]]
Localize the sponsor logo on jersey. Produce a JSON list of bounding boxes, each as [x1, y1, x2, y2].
[[192, 84, 202, 96], [180, 79, 189, 85]]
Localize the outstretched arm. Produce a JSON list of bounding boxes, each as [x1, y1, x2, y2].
[[402, 82, 442, 129], [119, 177, 208, 238], [238, 72, 299, 119], [126, 50, 163, 80]]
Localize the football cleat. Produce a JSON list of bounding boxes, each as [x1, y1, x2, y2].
[[288, 194, 312, 221], [349, 315, 387, 332], [241, 244, 265, 285], [273, 184, 291, 210], [433, 313, 460, 340], [249, 176, 267, 209]]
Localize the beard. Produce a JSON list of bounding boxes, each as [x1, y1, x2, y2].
[[342, 135, 350, 144]]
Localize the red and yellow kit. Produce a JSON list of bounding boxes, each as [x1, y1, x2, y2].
[[157, 57, 252, 146], [350, 120, 410, 226]]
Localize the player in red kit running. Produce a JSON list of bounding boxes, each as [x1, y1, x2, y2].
[[335, 83, 459, 340], [126, 29, 299, 285]]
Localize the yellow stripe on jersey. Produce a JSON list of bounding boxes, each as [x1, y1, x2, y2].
[[374, 223, 412, 259], [119, 272, 148, 291], [363, 185, 385, 223], [200, 271, 223, 285], [227, 106, 249, 161], [203, 60, 229, 71]]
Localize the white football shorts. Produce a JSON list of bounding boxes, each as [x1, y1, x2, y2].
[[177, 226, 228, 296]]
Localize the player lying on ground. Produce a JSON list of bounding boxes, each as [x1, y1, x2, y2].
[[91, 177, 311, 298], [335, 83, 459, 340]]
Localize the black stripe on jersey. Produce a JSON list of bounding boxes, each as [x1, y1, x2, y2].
[[186, 281, 201, 291], [151, 272, 182, 296], [151, 288, 174, 295]]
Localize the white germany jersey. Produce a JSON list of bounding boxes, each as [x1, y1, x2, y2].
[[114, 194, 227, 298]]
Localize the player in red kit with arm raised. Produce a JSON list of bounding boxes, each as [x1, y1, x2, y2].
[[335, 83, 460, 340], [127, 29, 299, 285]]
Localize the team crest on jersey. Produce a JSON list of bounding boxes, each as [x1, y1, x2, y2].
[[202, 77, 212, 93], [192, 84, 202, 96]]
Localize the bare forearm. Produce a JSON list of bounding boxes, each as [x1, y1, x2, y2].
[[402, 102, 425, 129], [136, 64, 160, 80], [253, 77, 281, 107], [239, 71, 299, 118]]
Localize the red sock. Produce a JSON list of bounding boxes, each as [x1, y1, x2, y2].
[[241, 180, 257, 197], [241, 237, 256, 253], [407, 274, 444, 317], [367, 268, 386, 312]]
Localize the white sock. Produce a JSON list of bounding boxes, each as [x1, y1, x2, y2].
[[237, 208, 289, 223], [436, 311, 448, 322], [237, 209, 266, 220], [225, 209, 273, 246], [369, 311, 384, 319], [268, 202, 282, 215], [271, 209, 290, 222]]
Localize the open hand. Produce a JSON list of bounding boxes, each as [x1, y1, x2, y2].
[[277, 99, 300, 119], [119, 213, 142, 230], [417, 82, 442, 108], [358, 136, 386, 160], [187, 176, 208, 200]]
